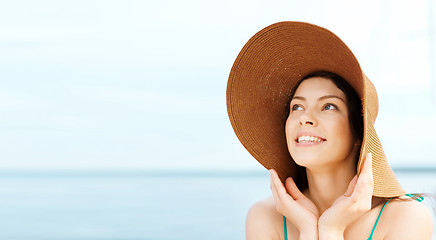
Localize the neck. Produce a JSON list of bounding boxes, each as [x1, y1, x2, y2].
[[304, 159, 356, 214]]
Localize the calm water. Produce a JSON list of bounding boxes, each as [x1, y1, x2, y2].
[[0, 170, 434, 240]]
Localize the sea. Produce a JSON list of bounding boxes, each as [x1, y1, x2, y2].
[[0, 169, 434, 240]]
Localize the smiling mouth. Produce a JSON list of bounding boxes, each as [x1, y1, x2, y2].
[[295, 135, 327, 143]]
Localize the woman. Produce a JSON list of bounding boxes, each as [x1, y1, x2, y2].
[[226, 22, 433, 239]]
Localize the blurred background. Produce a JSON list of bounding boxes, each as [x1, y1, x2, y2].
[[0, 0, 435, 239]]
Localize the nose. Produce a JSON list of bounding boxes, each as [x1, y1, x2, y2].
[[301, 120, 314, 125], [299, 112, 317, 126]]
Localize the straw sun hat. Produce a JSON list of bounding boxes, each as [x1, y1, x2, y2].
[[226, 21, 405, 198]]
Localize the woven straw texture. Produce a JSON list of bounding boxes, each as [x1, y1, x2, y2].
[[226, 21, 405, 197]]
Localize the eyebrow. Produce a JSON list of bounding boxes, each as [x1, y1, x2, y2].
[[292, 95, 346, 103]]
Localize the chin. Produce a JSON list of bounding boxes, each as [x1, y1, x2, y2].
[[290, 153, 320, 168]]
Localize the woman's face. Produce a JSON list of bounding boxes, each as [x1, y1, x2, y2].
[[285, 77, 358, 170]]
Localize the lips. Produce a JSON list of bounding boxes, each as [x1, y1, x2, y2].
[[295, 133, 326, 143]]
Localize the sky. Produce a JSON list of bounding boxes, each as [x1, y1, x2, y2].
[[0, 0, 435, 170]]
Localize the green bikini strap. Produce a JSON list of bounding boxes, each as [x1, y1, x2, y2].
[[286, 195, 423, 240], [367, 198, 392, 240], [367, 194, 424, 240], [283, 216, 288, 240], [405, 193, 424, 202]]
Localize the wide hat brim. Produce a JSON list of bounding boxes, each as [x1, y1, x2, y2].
[[226, 21, 405, 197]]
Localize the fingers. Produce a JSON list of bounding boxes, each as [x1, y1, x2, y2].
[[269, 169, 281, 201], [270, 169, 302, 204], [285, 177, 306, 200], [270, 170, 318, 230], [270, 169, 296, 215], [360, 153, 373, 179], [270, 170, 307, 201], [344, 175, 358, 197], [270, 169, 286, 194], [269, 169, 288, 201], [352, 153, 374, 198]]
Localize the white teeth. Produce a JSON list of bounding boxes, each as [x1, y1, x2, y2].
[[297, 135, 324, 143]]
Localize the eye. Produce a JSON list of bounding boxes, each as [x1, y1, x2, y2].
[[291, 104, 303, 111], [323, 103, 338, 110]]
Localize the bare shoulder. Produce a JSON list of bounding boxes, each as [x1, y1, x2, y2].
[[246, 196, 283, 240], [383, 198, 434, 239]]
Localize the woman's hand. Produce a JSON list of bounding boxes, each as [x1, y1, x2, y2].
[[318, 153, 374, 239], [270, 169, 319, 237]]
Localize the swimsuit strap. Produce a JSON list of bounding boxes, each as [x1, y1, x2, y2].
[[283, 216, 288, 240], [284, 195, 424, 240], [283, 201, 391, 240], [405, 193, 424, 202], [367, 198, 391, 240], [367, 194, 424, 239]]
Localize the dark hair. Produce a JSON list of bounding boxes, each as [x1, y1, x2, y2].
[[287, 71, 364, 190]]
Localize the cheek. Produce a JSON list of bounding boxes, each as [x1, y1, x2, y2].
[[326, 116, 354, 145], [285, 116, 296, 141], [284, 116, 299, 155]]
